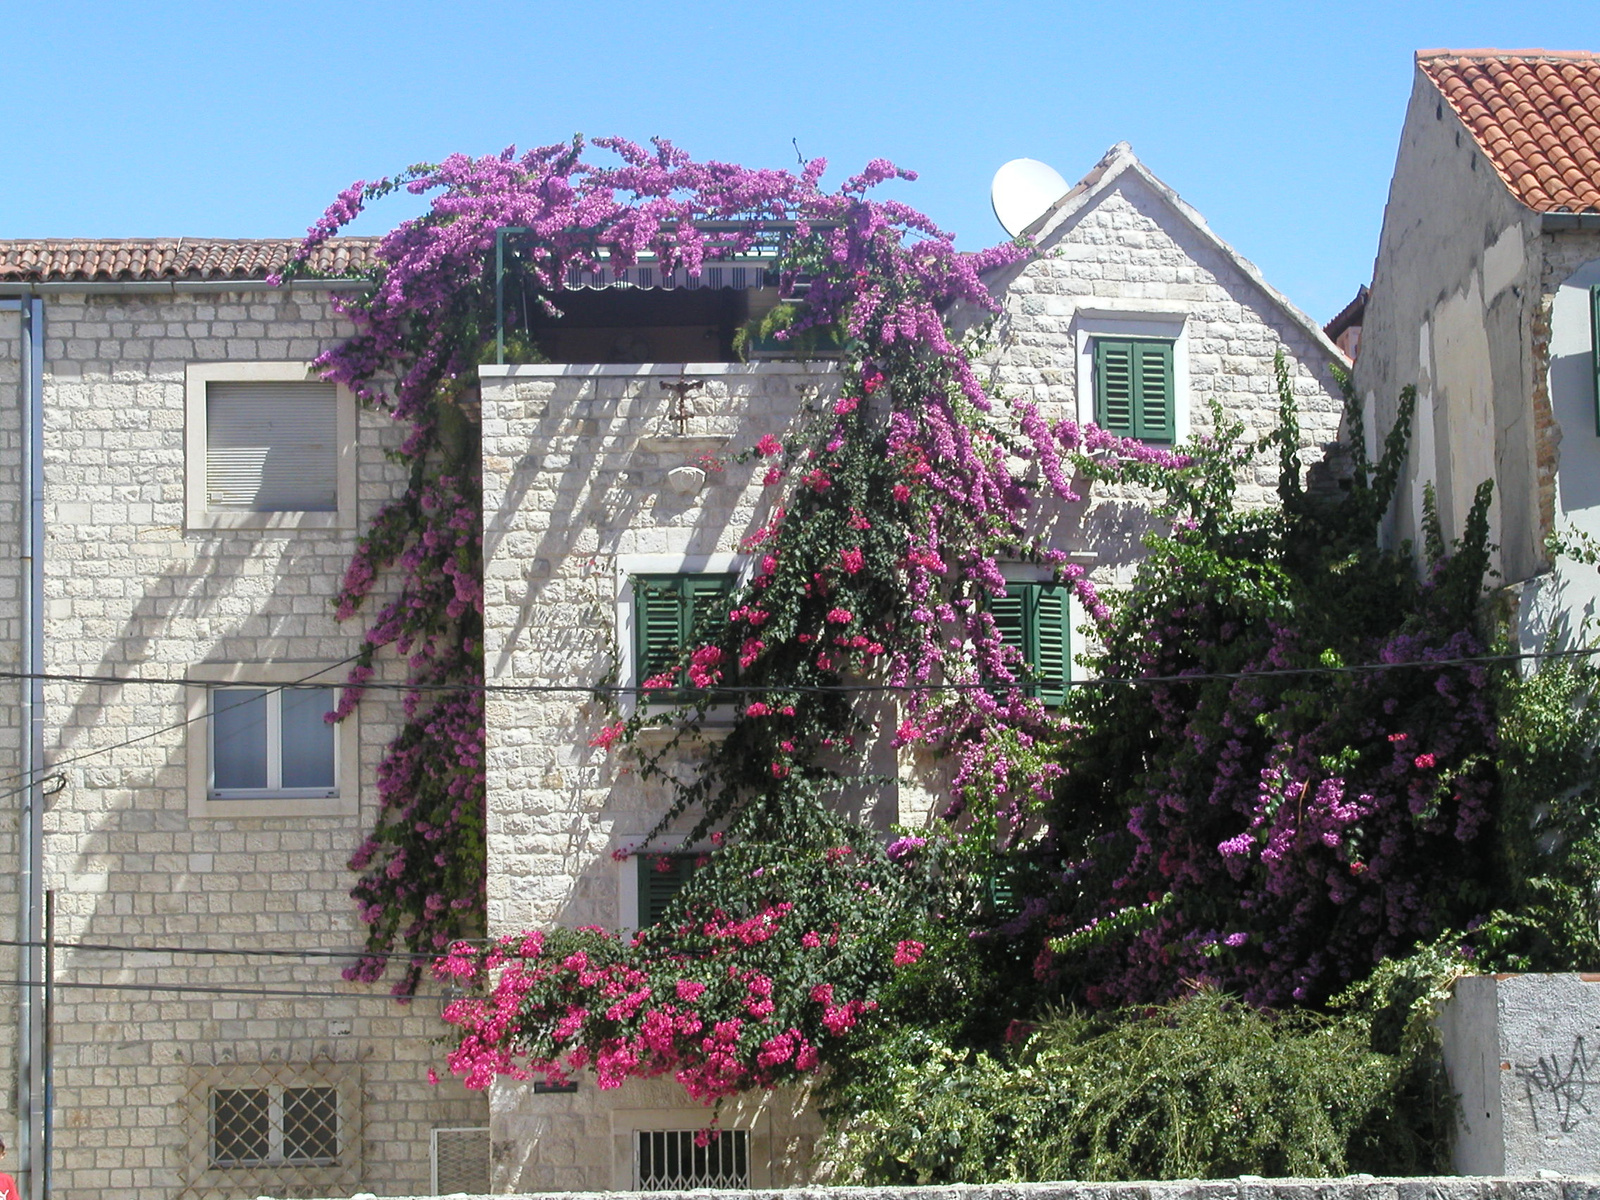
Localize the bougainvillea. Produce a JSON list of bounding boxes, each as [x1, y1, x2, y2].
[[289, 136, 1516, 1115], [1033, 376, 1501, 1007], [285, 136, 1184, 1007]]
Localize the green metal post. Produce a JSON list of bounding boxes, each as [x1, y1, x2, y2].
[[495, 227, 530, 365]]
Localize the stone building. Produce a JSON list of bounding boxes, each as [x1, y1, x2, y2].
[[1353, 49, 1600, 651], [480, 144, 1347, 1191], [0, 241, 487, 1200], [0, 143, 1345, 1199]]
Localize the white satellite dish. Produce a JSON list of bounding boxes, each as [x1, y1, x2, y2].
[[991, 158, 1071, 238]]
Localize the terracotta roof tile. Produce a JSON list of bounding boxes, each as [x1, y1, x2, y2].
[[0, 238, 379, 283], [1419, 49, 1600, 212]]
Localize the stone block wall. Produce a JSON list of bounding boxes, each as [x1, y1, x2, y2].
[[0, 306, 26, 1153], [480, 363, 843, 1190], [981, 167, 1346, 536], [1, 289, 484, 1199]]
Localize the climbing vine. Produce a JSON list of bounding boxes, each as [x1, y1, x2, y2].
[[287, 138, 1564, 1133], [283, 136, 1182, 1010]]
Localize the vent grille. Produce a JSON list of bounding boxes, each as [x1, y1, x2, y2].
[[636, 1129, 749, 1190], [432, 1126, 490, 1195]]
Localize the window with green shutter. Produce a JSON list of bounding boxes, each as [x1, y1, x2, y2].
[[633, 573, 736, 702], [1093, 337, 1175, 443], [990, 581, 1071, 706], [637, 853, 700, 926]]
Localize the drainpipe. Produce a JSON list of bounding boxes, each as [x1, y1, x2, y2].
[[0, 291, 45, 1200], [12, 292, 45, 1200]]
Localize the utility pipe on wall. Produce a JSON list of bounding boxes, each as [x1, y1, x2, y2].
[[14, 292, 46, 1200]]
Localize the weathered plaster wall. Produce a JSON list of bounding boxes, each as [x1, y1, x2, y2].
[[1354, 67, 1545, 584], [1517, 234, 1600, 651], [3, 290, 483, 1199], [1439, 974, 1600, 1176]]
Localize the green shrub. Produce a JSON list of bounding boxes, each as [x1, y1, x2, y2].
[[826, 975, 1458, 1184]]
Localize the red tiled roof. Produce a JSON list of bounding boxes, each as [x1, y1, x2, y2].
[[0, 238, 379, 282], [1324, 284, 1368, 340], [1418, 49, 1600, 213]]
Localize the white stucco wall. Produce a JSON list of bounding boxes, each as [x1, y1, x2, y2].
[[1519, 241, 1600, 651], [1354, 67, 1546, 586]]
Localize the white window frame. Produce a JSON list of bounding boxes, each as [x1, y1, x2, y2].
[[186, 662, 359, 819], [609, 1109, 771, 1191], [1072, 307, 1191, 442], [185, 361, 358, 531], [615, 552, 744, 725], [208, 686, 339, 800]]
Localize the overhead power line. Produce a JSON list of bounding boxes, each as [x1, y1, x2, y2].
[[0, 643, 1586, 700], [0, 643, 1584, 794], [0, 936, 477, 963]]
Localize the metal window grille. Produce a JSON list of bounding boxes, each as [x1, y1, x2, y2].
[[210, 1088, 270, 1165], [431, 1126, 490, 1195], [635, 1129, 749, 1190], [183, 1057, 362, 1198], [208, 1084, 338, 1167]]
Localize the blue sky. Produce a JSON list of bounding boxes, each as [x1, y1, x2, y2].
[[1, 0, 1594, 322]]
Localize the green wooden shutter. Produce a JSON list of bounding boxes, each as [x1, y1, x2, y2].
[[638, 853, 698, 925], [990, 588, 1026, 696], [1033, 584, 1070, 706], [1132, 340, 1175, 443], [685, 575, 733, 645], [985, 861, 1019, 915], [635, 577, 687, 690], [1094, 340, 1136, 434], [991, 583, 1068, 705], [633, 574, 736, 700], [1095, 338, 1174, 443], [1590, 286, 1600, 437], [991, 589, 1026, 654]]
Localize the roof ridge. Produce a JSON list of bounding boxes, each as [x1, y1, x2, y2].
[[1418, 48, 1600, 62], [0, 237, 381, 283], [0, 236, 379, 246]]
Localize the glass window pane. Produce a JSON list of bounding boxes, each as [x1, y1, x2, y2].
[[283, 1086, 339, 1162], [210, 1088, 270, 1165], [213, 689, 268, 790], [280, 688, 336, 790]]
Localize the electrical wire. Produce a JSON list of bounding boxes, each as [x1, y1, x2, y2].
[[0, 642, 1585, 700], [0, 976, 440, 1002], [0, 643, 1572, 793], [0, 937, 480, 963]]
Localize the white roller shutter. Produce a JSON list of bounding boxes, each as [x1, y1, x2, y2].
[[206, 381, 339, 511]]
